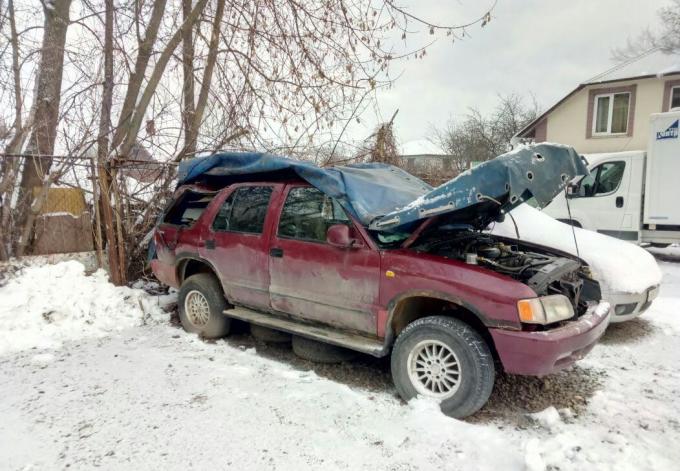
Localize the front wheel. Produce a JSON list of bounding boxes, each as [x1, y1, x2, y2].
[[178, 273, 231, 338], [391, 316, 495, 419]]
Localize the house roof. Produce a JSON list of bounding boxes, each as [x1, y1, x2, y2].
[[516, 49, 680, 138], [583, 48, 680, 84]]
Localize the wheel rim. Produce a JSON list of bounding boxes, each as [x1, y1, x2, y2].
[[407, 339, 462, 399], [184, 290, 210, 327]]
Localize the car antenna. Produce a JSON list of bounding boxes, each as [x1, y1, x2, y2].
[[564, 187, 581, 261], [479, 194, 520, 239]]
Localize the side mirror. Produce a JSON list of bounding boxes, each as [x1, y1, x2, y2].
[[326, 224, 361, 248], [566, 183, 578, 198]]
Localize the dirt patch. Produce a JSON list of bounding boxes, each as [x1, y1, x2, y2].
[[470, 366, 606, 425], [600, 318, 658, 346], [165, 302, 605, 425], [226, 329, 395, 394], [204, 322, 604, 425]]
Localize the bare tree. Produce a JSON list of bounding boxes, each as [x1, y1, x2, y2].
[[613, 0, 680, 60], [14, 0, 73, 256], [432, 93, 540, 173], [0, 0, 499, 280]]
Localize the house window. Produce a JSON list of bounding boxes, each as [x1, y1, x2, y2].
[[670, 86, 680, 110], [593, 92, 630, 135]]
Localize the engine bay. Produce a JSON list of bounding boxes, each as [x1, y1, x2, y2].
[[411, 226, 601, 316]]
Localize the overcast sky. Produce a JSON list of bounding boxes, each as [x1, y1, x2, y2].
[[345, 0, 667, 146]]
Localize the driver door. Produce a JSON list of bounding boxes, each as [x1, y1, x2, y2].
[[268, 185, 381, 335], [569, 159, 634, 239]]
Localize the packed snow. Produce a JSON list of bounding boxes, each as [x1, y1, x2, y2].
[[490, 204, 663, 293], [0, 261, 171, 355], [0, 254, 679, 470]]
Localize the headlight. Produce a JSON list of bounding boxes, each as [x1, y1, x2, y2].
[[517, 294, 575, 324]]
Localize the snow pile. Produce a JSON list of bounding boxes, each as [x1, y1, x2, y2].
[[0, 261, 170, 355], [490, 204, 662, 293]]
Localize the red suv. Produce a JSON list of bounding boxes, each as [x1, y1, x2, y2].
[[151, 145, 610, 418]]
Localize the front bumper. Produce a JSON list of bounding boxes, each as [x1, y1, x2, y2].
[[606, 285, 659, 323], [489, 301, 610, 376]]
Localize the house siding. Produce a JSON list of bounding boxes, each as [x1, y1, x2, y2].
[[544, 77, 666, 153]]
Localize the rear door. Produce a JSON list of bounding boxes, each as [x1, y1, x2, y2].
[[200, 184, 278, 310], [268, 185, 381, 335]]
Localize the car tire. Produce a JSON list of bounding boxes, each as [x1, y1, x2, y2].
[[250, 324, 291, 344], [650, 243, 670, 249], [178, 273, 231, 339], [291, 336, 356, 363], [391, 316, 495, 419]]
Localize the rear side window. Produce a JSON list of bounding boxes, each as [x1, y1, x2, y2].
[[212, 186, 273, 234], [163, 191, 215, 226]]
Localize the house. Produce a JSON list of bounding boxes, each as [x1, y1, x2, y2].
[[399, 139, 453, 173], [515, 49, 680, 153]]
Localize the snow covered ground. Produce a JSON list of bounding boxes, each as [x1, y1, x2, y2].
[[1, 254, 679, 470]]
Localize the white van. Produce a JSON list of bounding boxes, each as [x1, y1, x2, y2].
[[544, 111, 680, 247]]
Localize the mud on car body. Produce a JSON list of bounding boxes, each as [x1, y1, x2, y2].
[[150, 143, 610, 418]]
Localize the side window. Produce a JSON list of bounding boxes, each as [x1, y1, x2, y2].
[[278, 187, 350, 242], [576, 162, 625, 197], [163, 191, 215, 226], [576, 171, 597, 197], [593, 161, 625, 195], [212, 186, 273, 234]]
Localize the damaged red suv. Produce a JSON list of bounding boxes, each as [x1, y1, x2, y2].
[[151, 144, 610, 418]]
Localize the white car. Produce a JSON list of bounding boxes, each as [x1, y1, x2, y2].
[[490, 204, 662, 323]]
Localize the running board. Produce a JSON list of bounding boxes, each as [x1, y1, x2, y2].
[[223, 307, 387, 357]]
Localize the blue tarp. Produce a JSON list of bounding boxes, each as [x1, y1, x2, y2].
[[176, 143, 587, 232], [177, 152, 432, 227], [369, 143, 588, 231]]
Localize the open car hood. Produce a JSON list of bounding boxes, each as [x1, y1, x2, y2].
[[369, 143, 588, 232]]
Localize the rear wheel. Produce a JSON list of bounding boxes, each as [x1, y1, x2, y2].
[[291, 336, 356, 363], [250, 324, 291, 344], [178, 273, 231, 338], [391, 316, 495, 419]]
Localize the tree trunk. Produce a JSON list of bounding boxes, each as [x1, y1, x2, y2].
[[181, 0, 196, 158], [180, 0, 226, 160], [0, 0, 25, 260], [110, 0, 167, 154], [96, 0, 126, 284], [14, 0, 72, 256], [118, 0, 209, 159]]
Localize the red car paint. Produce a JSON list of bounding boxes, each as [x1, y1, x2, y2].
[[152, 180, 608, 376]]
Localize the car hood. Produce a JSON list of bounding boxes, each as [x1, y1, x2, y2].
[[369, 143, 588, 232]]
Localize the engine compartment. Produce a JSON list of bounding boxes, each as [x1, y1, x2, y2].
[[411, 226, 601, 316]]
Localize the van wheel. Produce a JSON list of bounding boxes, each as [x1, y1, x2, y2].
[[292, 336, 356, 363], [391, 316, 495, 419], [178, 273, 231, 339]]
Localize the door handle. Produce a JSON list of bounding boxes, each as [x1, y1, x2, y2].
[[616, 196, 624, 208], [269, 247, 284, 258], [204, 239, 215, 250]]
